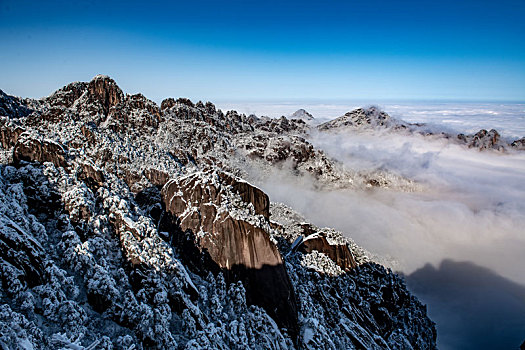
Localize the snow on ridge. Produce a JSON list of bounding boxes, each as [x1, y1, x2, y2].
[[0, 80, 437, 349]]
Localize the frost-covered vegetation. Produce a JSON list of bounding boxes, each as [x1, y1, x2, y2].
[[0, 76, 436, 349]]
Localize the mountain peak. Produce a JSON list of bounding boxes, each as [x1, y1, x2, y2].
[[87, 74, 123, 115], [290, 108, 314, 121], [92, 74, 112, 80], [318, 106, 392, 131]]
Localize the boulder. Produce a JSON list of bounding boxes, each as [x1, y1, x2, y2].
[[77, 162, 104, 191], [302, 234, 357, 271], [511, 137, 525, 150], [13, 134, 68, 168], [293, 224, 357, 271], [0, 118, 25, 149]]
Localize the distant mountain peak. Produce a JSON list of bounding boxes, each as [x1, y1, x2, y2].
[[290, 108, 314, 121], [317, 106, 393, 131]]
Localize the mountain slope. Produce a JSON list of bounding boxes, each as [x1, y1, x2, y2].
[[0, 76, 436, 349]]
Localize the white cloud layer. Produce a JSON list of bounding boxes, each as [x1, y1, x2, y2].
[[257, 124, 525, 285]]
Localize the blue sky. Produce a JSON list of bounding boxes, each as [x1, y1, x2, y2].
[[1, 0, 524, 102]]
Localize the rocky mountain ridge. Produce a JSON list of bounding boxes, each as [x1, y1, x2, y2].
[[0, 76, 436, 349], [317, 105, 525, 152]]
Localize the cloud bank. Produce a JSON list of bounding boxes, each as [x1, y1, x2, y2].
[[235, 102, 525, 349], [257, 127, 525, 285]]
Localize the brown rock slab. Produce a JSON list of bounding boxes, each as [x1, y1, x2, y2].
[[13, 135, 68, 168], [87, 75, 123, 116], [161, 170, 298, 336], [144, 168, 169, 187], [298, 224, 358, 271]]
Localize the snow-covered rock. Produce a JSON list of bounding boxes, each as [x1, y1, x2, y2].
[[0, 75, 437, 349], [318, 106, 395, 131], [290, 109, 314, 123], [161, 170, 299, 336], [457, 129, 506, 151]]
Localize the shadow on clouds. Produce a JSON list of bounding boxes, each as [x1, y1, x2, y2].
[[405, 259, 525, 350]]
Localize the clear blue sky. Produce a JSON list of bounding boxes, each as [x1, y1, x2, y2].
[[1, 0, 524, 102]]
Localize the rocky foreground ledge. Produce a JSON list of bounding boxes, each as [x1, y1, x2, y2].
[[0, 76, 436, 349]]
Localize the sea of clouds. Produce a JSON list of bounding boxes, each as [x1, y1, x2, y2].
[[219, 101, 525, 281], [218, 101, 525, 348], [228, 101, 525, 349], [255, 131, 525, 283], [312, 130, 525, 282]]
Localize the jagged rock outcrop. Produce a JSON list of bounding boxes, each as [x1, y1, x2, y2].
[[86, 75, 123, 116], [237, 134, 315, 166], [0, 90, 36, 119], [457, 129, 505, 151], [319, 106, 525, 153], [269, 203, 436, 348], [255, 115, 308, 134], [45, 82, 88, 109], [105, 93, 161, 131], [13, 134, 68, 168], [292, 224, 358, 271], [161, 170, 298, 336]]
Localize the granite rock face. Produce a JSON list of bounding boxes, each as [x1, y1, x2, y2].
[[162, 170, 298, 336], [86, 75, 124, 116], [301, 231, 358, 271], [0, 118, 25, 149], [13, 134, 68, 168]]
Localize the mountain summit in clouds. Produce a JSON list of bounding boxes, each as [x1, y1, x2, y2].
[[290, 108, 314, 122], [317, 106, 525, 152], [0, 76, 437, 349]]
